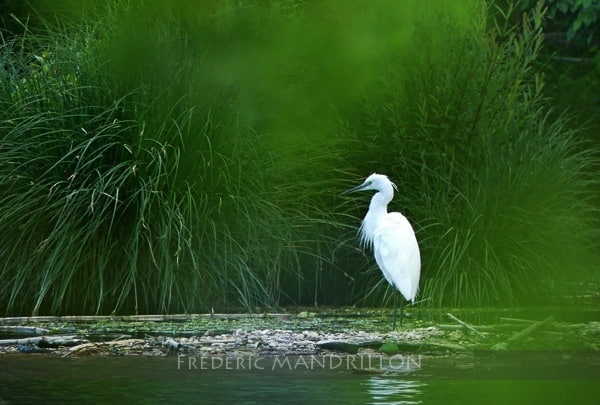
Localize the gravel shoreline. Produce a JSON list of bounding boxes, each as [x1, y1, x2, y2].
[[1, 310, 598, 358], [0, 326, 447, 357]]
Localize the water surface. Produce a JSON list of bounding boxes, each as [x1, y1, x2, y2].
[[1, 352, 598, 404]]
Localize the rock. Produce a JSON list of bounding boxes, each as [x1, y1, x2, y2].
[[316, 340, 360, 354], [303, 331, 320, 341], [297, 311, 316, 319]]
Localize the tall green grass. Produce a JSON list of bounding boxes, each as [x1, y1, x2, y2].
[[339, 2, 599, 306], [0, 1, 597, 315], [0, 5, 323, 315]]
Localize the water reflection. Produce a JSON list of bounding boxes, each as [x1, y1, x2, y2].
[[366, 376, 425, 404], [1, 353, 599, 403]]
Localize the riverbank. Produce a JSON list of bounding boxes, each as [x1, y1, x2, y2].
[[1, 307, 598, 360]]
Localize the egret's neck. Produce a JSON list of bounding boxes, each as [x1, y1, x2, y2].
[[359, 186, 394, 249], [368, 190, 392, 217]]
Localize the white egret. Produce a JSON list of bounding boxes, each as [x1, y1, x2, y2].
[[343, 173, 421, 328]]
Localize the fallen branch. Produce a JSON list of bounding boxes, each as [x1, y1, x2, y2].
[[507, 316, 554, 344], [0, 326, 49, 336], [0, 313, 292, 324], [492, 316, 555, 350], [64, 342, 99, 357], [551, 56, 595, 64], [0, 337, 43, 346], [0, 335, 85, 347], [498, 317, 536, 324], [446, 313, 485, 338], [438, 324, 524, 332], [104, 339, 145, 346], [194, 338, 237, 344]]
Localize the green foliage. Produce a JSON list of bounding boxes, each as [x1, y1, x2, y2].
[[0, 0, 597, 314], [0, 6, 326, 315], [519, 0, 600, 46], [514, 0, 600, 146]]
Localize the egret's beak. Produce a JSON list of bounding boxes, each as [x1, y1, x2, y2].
[[341, 182, 368, 195]]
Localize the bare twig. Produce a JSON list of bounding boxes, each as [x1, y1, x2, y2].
[[446, 313, 486, 338], [0, 325, 49, 335], [551, 56, 595, 64], [498, 317, 536, 324], [507, 316, 554, 344]]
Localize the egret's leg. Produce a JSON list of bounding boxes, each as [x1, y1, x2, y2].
[[399, 299, 404, 327], [392, 294, 398, 330]]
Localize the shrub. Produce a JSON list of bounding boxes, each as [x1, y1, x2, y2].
[[338, 2, 599, 306]]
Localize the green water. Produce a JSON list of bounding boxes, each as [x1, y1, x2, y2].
[[1, 353, 598, 404]]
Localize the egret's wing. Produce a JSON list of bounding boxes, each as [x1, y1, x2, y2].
[[373, 213, 421, 302]]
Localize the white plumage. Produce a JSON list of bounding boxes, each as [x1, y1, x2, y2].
[[343, 173, 421, 326]]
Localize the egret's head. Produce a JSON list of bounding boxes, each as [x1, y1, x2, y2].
[[342, 173, 397, 194]]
